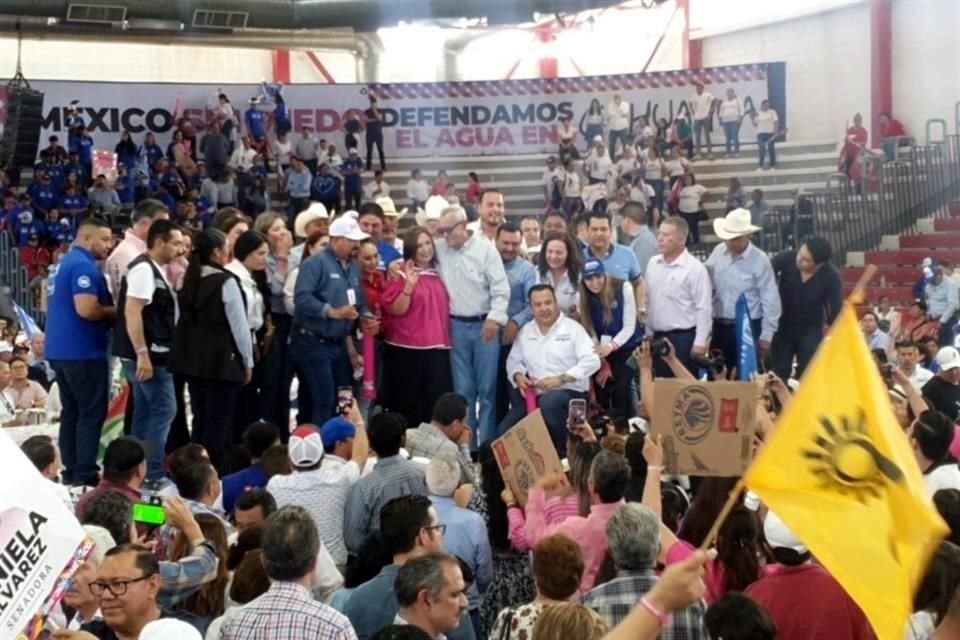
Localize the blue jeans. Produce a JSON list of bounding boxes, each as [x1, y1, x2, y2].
[[609, 128, 629, 157], [498, 386, 586, 456], [694, 119, 712, 155], [450, 318, 500, 446], [290, 329, 352, 426], [52, 359, 109, 486], [722, 121, 740, 154], [122, 361, 176, 481], [757, 133, 776, 168]]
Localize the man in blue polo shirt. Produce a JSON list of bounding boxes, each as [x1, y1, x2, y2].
[[357, 201, 401, 270], [46, 217, 116, 486], [59, 184, 88, 219], [28, 169, 58, 217], [70, 124, 95, 178], [292, 212, 377, 425], [340, 148, 365, 211], [584, 209, 645, 311]]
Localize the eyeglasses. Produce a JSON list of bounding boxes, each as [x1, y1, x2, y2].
[[89, 574, 152, 597], [424, 524, 447, 536]]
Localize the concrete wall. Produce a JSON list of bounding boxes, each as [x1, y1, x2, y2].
[[698, 3, 871, 142], [891, 0, 960, 141]]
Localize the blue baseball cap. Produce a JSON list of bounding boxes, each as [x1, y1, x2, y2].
[[321, 417, 357, 449], [582, 259, 605, 280]]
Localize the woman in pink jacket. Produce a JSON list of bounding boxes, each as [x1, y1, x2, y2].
[[381, 226, 454, 426]]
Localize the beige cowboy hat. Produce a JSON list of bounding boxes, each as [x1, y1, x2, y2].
[[416, 195, 448, 227], [294, 202, 329, 239], [375, 196, 404, 219], [713, 207, 761, 240]]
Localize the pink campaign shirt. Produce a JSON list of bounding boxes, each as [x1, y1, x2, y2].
[[525, 486, 625, 592], [507, 493, 580, 551], [104, 230, 147, 297], [382, 265, 451, 349]]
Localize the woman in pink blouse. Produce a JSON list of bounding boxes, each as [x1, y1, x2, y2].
[[381, 226, 453, 426]]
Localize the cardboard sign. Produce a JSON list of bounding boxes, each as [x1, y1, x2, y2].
[[652, 379, 757, 477], [0, 430, 90, 639], [491, 410, 564, 506]]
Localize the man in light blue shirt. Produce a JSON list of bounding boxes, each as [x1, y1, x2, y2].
[[435, 199, 510, 447], [584, 210, 643, 283], [926, 266, 960, 345], [496, 223, 537, 426], [860, 311, 890, 352], [426, 458, 492, 636], [706, 209, 781, 370], [618, 202, 658, 277], [284, 155, 313, 221]]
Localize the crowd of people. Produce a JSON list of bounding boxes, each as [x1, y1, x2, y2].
[[0, 83, 955, 640]]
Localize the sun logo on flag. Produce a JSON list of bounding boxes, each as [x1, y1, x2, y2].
[[803, 409, 905, 503]]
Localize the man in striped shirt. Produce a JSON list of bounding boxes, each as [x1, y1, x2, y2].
[[435, 196, 510, 448], [344, 412, 428, 555]]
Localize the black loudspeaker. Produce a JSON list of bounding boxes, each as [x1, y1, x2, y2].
[[0, 89, 44, 170]]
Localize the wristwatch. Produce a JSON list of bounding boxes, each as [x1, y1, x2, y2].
[[559, 373, 574, 384]]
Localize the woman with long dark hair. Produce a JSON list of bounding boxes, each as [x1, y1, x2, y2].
[[676, 172, 708, 245], [226, 230, 271, 441], [583, 99, 604, 152], [475, 441, 536, 634], [171, 228, 254, 473], [537, 233, 582, 320], [579, 259, 641, 418], [114, 131, 138, 171], [253, 212, 295, 437], [380, 226, 453, 426]]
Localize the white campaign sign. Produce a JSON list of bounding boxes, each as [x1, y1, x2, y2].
[[0, 430, 86, 638], [20, 64, 776, 158]]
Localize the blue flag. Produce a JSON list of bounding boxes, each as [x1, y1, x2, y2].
[[736, 293, 758, 381], [13, 302, 40, 340]]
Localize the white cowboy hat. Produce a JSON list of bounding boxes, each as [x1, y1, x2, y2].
[[375, 196, 403, 218], [713, 207, 761, 240], [294, 202, 329, 239], [416, 195, 449, 227]]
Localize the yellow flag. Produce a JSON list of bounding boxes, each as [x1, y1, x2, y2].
[[745, 303, 948, 639]]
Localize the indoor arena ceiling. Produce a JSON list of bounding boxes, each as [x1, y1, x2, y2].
[[0, 0, 646, 34]]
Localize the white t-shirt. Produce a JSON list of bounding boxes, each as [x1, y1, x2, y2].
[[924, 463, 960, 495], [406, 179, 430, 202], [563, 171, 581, 198], [542, 168, 561, 196], [691, 91, 715, 121], [755, 109, 779, 134], [272, 139, 292, 166], [588, 153, 613, 181], [664, 157, 690, 178], [616, 157, 640, 179], [906, 365, 934, 391], [363, 179, 391, 200], [718, 98, 744, 123], [607, 100, 630, 131], [126, 259, 180, 324], [630, 183, 656, 207], [678, 184, 707, 213]]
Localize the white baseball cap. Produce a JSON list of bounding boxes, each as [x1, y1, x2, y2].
[[140, 619, 202, 640], [936, 346, 960, 372], [289, 425, 324, 467], [764, 510, 808, 554], [328, 211, 369, 241]]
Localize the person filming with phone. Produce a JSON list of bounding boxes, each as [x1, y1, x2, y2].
[[501, 284, 601, 454]]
